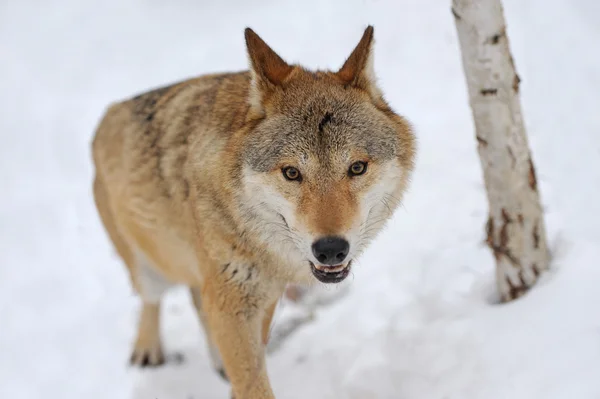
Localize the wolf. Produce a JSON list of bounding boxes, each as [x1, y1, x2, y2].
[[91, 26, 415, 398]]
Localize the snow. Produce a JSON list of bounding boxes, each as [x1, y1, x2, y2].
[[1, 0, 599, 398]]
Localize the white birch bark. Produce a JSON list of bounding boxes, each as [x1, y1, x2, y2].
[[452, 0, 550, 302]]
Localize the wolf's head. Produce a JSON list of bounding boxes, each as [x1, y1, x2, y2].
[[238, 27, 415, 284]]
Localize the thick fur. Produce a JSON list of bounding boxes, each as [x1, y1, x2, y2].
[[92, 26, 415, 398]]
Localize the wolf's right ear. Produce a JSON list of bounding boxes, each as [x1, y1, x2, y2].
[[245, 28, 293, 115], [335, 26, 382, 101]]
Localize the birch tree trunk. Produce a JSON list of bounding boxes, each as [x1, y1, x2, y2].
[[451, 0, 550, 302]]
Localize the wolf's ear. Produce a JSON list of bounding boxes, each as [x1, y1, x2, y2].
[[336, 26, 382, 100], [245, 28, 293, 114]]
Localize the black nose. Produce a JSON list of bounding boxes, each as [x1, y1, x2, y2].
[[312, 236, 349, 265]]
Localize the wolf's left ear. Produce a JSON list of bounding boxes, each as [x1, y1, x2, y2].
[[336, 26, 382, 100], [245, 28, 293, 115]]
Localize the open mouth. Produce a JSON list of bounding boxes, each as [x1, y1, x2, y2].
[[309, 260, 352, 283]]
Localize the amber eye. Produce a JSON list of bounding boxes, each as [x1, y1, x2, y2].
[[282, 167, 302, 181], [348, 161, 368, 176]]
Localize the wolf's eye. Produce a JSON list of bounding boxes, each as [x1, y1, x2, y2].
[[348, 161, 368, 177], [282, 167, 302, 181]]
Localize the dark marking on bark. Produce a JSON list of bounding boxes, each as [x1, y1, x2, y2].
[[532, 263, 540, 277], [476, 136, 488, 147], [146, 113, 154, 122], [487, 210, 521, 268], [487, 28, 506, 45], [519, 270, 527, 287], [221, 263, 231, 273], [505, 275, 528, 301], [533, 223, 540, 249], [528, 158, 538, 191], [451, 7, 461, 19], [507, 146, 516, 167], [513, 74, 521, 93], [485, 216, 494, 248], [500, 209, 511, 248], [318, 112, 333, 132], [480, 88, 498, 96], [504, 250, 521, 267], [501, 208, 512, 223], [517, 214, 524, 226]]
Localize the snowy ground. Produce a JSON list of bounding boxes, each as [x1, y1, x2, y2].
[[1, 0, 599, 398]]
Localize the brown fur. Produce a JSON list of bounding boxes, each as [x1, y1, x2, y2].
[[92, 26, 415, 398]]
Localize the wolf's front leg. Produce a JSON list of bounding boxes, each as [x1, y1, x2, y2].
[[202, 275, 277, 399]]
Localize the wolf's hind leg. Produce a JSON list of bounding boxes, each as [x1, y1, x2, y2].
[[130, 302, 164, 366], [93, 176, 166, 366], [129, 253, 173, 367], [190, 287, 226, 379]]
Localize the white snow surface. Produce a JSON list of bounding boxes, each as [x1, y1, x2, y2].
[[1, 0, 599, 398]]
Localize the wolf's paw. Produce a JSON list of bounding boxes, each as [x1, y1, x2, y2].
[[130, 343, 165, 367]]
